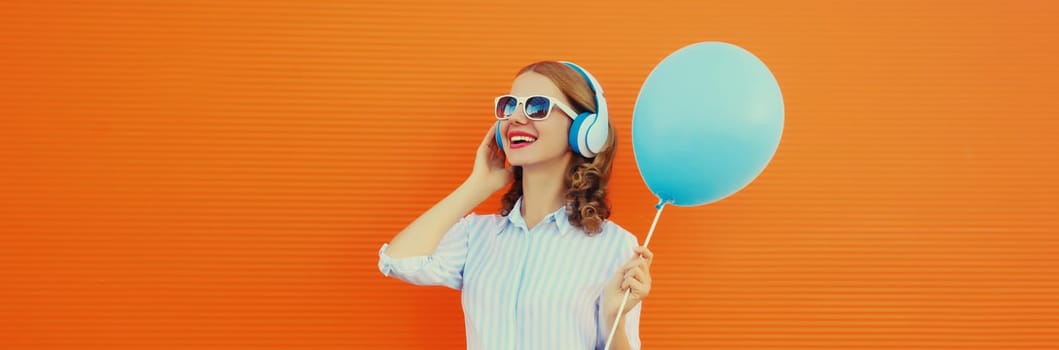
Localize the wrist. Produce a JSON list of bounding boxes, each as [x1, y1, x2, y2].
[[459, 177, 500, 200], [465, 173, 508, 193], [604, 311, 625, 330]]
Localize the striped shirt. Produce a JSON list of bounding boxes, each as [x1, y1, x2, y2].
[[378, 197, 642, 349]]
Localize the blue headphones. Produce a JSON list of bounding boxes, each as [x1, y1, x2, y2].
[[495, 61, 609, 158]]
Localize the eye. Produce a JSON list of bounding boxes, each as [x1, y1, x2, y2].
[[496, 96, 517, 118], [525, 96, 551, 119]]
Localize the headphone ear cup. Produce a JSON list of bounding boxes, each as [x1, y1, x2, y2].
[[568, 112, 596, 158], [583, 110, 607, 155], [494, 121, 504, 151], [560, 62, 607, 158]]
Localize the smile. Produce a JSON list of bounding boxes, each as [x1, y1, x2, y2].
[[508, 131, 537, 149]]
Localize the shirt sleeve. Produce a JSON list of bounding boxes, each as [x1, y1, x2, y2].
[[595, 226, 643, 349], [377, 214, 474, 290], [595, 298, 643, 350]]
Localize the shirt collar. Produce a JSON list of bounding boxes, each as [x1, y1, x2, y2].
[[503, 197, 573, 236]]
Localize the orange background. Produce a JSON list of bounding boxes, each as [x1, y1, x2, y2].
[[2, 1, 1058, 349]]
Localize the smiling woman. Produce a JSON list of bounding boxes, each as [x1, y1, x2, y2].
[[4, 1, 1058, 349], [378, 61, 651, 350], [496, 62, 620, 235]]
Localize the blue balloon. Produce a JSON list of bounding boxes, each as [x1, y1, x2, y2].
[[633, 42, 784, 206]]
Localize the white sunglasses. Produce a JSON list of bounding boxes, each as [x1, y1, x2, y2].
[[494, 95, 578, 121]]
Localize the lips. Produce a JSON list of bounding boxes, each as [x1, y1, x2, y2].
[[507, 130, 537, 149]]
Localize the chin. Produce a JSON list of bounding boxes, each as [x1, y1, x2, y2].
[[505, 151, 545, 167], [506, 149, 570, 168], [506, 157, 533, 167]]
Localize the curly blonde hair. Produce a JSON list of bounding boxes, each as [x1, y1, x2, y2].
[[499, 61, 617, 234]]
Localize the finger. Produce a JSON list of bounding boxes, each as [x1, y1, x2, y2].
[[640, 246, 654, 262], [623, 266, 649, 284], [626, 265, 648, 285], [622, 257, 642, 272], [482, 124, 495, 145], [486, 123, 506, 152], [483, 126, 507, 160], [624, 260, 644, 273], [634, 246, 654, 269], [489, 138, 503, 159], [621, 275, 644, 292], [624, 277, 648, 298], [618, 264, 643, 279], [631, 266, 648, 283]]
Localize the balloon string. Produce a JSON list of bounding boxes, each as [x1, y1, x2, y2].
[[604, 201, 667, 350], [644, 200, 667, 248]]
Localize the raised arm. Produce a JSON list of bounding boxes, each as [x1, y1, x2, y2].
[[384, 125, 512, 258]]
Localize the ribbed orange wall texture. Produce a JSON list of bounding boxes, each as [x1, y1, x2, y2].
[[1, 1, 1057, 349]]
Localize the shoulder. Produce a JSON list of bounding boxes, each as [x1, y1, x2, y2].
[[463, 212, 506, 225], [458, 212, 509, 236], [600, 219, 638, 245], [578, 219, 640, 274], [596, 219, 639, 259]]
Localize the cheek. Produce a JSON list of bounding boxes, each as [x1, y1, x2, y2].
[[543, 120, 572, 146]]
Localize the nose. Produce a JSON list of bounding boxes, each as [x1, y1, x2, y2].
[[508, 102, 531, 125]]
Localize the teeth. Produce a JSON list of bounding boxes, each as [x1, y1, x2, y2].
[[511, 135, 537, 143]]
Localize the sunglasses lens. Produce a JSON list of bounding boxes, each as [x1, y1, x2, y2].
[[525, 96, 551, 120], [496, 96, 517, 119]]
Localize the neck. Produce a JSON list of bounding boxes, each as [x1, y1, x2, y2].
[[519, 154, 570, 230]]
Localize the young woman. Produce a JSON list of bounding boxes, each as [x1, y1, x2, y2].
[[378, 61, 653, 349]]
